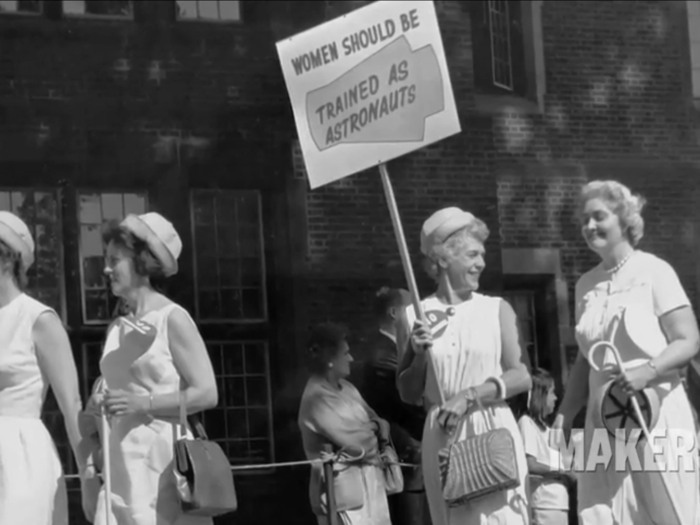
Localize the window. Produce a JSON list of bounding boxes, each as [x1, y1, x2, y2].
[[78, 342, 103, 400], [0, 189, 65, 319], [191, 190, 267, 322], [0, 0, 41, 14], [471, 1, 527, 95], [176, 0, 241, 22], [78, 191, 147, 324], [203, 341, 274, 466], [62, 0, 132, 18]]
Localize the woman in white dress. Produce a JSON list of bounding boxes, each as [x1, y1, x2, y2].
[[554, 180, 700, 524], [397, 207, 532, 525], [0, 211, 88, 524], [82, 212, 218, 525]]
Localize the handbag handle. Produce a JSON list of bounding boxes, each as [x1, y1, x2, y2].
[[446, 387, 493, 446], [178, 390, 209, 441]]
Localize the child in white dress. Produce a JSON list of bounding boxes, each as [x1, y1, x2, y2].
[[518, 368, 575, 525]]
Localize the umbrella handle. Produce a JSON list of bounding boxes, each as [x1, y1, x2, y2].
[[589, 340, 653, 442], [100, 407, 112, 525], [587, 312, 687, 524]]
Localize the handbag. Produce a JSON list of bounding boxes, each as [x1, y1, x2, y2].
[[173, 391, 238, 517], [437, 393, 520, 507], [318, 448, 366, 515], [379, 437, 404, 495]]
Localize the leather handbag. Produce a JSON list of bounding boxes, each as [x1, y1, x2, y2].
[[438, 394, 520, 507], [173, 391, 238, 517], [318, 448, 366, 515], [379, 438, 404, 495]]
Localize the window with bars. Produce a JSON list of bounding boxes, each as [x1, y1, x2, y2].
[[470, 0, 528, 96], [176, 0, 241, 22], [0, 0, 42, 14], [190, 190, 267, 322], [62, 0, 132, 18], [0, 189, 65, 319], [78, 191, 147, 324], [202, 341, 274, 466]]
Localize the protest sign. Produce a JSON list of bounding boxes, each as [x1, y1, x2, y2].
[[276, 1, 460, 189]]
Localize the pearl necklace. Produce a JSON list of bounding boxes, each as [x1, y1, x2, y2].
[[605, 251, 635, 274]]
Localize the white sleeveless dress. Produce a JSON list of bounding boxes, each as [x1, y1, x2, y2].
[[575, 251, 700, 525], [95, 303, 212, 525], [405, 293, 530, 525], [0, 293, 68, 524]]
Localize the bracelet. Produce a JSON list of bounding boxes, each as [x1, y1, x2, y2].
[[487, 376, 507, 401], [647, 360, 659, 377]]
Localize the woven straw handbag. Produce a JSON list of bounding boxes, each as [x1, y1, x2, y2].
[[437, 394, 520, 507]]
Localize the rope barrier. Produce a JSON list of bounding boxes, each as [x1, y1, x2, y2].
[[63, 447, 419, 479]]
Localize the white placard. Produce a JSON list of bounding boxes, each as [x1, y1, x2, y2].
[[276, 1, 461, 189]]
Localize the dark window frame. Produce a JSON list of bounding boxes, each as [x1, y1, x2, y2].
[[470, 0, 529, 97]]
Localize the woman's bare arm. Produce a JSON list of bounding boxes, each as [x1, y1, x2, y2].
[[651, 306, 700, 376], [33, 311, 88, 471], [463, 300, 532, 404], [148, 308, 218, 416]]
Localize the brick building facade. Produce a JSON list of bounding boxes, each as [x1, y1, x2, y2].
[[1, 1, 699, 524]]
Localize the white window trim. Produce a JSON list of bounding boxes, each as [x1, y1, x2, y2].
[[176, 0, 242, 24], [206, 339, 276, 473], [61, 0, 134, 20], [190, 189, 268, 324], [0, 0, 43, 16], [77, 189, 148, 325]]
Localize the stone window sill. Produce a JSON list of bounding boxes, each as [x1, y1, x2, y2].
[[473, 93, 543, 116]]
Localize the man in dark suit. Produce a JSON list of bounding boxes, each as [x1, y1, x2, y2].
[[361, 287, 431, 525]]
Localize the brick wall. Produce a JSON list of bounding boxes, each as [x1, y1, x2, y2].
[[495, 1, 700, 327]]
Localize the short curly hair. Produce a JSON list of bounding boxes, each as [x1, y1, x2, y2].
[[579, 180, 646, 246], [306, 323, 348, 376], [0, 239, 27, 290], [102, 220, 168, 287], [423, 218, 490, 281]]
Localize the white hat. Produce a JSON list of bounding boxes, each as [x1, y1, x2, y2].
[[120, 213, 182, 277], [0, 211, 35, 269], [420, 207, 476, 256]]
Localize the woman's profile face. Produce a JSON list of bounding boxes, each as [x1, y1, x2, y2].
[[104, 241, 138, 298], [329, 339, 354, 379], [444, 236, 486, 291], [580, 198, 625, 255]]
